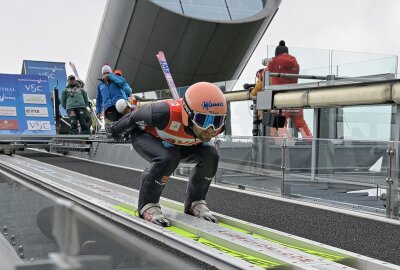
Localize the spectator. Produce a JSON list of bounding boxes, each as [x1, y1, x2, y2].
[[61, 75, 91, 134], [114, 69, 137, 108], [115, 99, 134, 115], [251, 41, 312, 138], [96, 65, 132, 125], [250, 68, 279, 137], [113, 69, 133, 96]]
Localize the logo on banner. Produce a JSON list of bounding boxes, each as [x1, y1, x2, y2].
[[27, 120, 51, 131], [24, 84, 44, 93], [23, 94, 47, 104], [25, 107, 49, 117], [0, 120, 19, 130], [38, 72, 56, 79], [18, 78, 47, 84], [0, 106, 17, 116], [27, 65, 63, 72], [0, 86, 16, 92], [0, 93, 16, 102]]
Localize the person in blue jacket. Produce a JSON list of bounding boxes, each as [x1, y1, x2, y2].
[[113, 69, 133, 95], [96, 65, 132, 124]]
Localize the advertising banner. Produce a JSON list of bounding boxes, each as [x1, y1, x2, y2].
[[0, 73, 56, 135], [22, 60, 67, 115]]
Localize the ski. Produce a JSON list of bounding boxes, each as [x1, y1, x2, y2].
[[69, 61, 103, 130], [156, 51, 180, 100], [69, 61, 81, 80]]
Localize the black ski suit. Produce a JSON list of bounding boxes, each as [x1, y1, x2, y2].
[[109, 100, 220, 214]]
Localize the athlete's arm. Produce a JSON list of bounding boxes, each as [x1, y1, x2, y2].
[[108, 102, 170, 138]]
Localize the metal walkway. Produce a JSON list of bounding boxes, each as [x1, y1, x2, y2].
[[0, 154, 398, 270]]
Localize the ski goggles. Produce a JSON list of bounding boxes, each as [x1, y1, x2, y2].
[[183, 97, 225, 130], [192, 112, 225, 130]]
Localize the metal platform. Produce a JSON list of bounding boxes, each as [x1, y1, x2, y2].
[[0, 154, 397, 270]]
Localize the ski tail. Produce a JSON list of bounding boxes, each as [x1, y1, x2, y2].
[[69, 61, 81, 80], [156, 51, 180, 100]]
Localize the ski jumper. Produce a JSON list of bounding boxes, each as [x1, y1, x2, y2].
[[111, 99, 222, 213]]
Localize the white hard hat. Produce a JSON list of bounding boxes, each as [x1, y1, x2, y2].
[[115, 99, 131, 113]]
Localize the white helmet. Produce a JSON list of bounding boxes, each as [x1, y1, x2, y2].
[[115, 99, 131, 113]]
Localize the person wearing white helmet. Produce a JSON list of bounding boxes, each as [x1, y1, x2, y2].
[[115, 99, 133, 115], [96, 65, 132, 125]]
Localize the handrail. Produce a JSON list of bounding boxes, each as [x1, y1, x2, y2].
[[137, 78, 400, 109]]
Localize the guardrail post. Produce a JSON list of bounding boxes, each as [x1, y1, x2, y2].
[[386, 142, 399, 218], [281, 136, 287, 196], [311, 109, 319, 181]]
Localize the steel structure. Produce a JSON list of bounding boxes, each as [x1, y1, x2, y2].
[[85, 0, 281, 97]]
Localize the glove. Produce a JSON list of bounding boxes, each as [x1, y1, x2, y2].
[[140, 203, 170, 227], [105, 125, 123, 140], [189, 200, 217, 223]]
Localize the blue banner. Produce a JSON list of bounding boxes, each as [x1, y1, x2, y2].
[[0, 74, 56, 135], [22, 60, 67, 115]]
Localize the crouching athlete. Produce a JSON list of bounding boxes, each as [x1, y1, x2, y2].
[[106, 82, 227, 227]]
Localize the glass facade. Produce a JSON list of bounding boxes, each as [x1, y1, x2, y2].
[[151, 0, 265, 21]]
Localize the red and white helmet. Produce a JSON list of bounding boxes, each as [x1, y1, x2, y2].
[[182, 82, 227, 130]]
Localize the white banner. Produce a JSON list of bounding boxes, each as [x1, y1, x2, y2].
[[25, 107, 49, 117], [23, 94, 47, 104], [27, 120, 51, 131], [0, 106, 17, 116]]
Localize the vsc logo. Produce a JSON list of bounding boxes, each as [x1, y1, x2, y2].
[[24, 84, 43, 93], [38, 72, 56, 79], [27, 120, 51, 131]]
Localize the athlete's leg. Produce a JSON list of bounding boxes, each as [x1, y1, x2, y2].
[[131, 132, 181, 212], [180, 142, 219, 214]]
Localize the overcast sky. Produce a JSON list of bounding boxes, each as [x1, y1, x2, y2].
[[0, 0, 399, 136]]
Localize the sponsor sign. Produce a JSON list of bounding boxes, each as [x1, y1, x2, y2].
[[0, 93, 16, 102], [27, 120, 51, 131], [0, 74, 55, 135], [0, 80, 17, 103], [0, 106, 17, 116], [25, 107, 49, 117], [22, 60, 67, 115], [0, 120, 19, 130], [23, 94, 47, 104]]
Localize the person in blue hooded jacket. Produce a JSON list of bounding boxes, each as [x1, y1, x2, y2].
[[96, 65, 132, 124]]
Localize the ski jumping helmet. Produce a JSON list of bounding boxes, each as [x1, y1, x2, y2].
[[182, 82, 227, 130], [115, 99, 132, 114]]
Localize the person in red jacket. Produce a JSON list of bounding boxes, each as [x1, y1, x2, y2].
[[107, 82, 227, 227], [267, 41, 312, 138]]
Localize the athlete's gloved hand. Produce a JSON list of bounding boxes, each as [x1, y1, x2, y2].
[[189, 200, 218, 223], [105, 125, 123, 140], [140, 203, 170, 227]]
